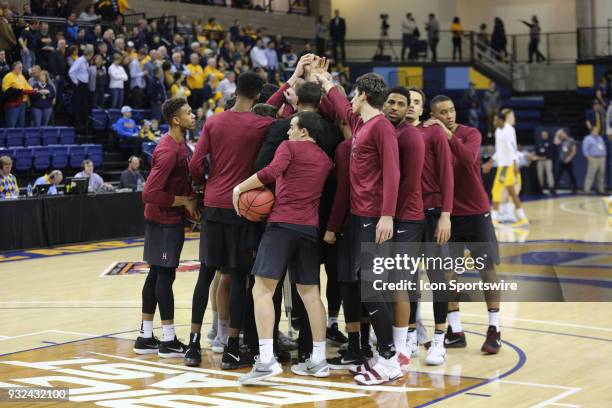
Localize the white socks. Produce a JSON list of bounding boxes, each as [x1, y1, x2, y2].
[[327, 316, 338, 328], [516, 207, 526, 220], [448, 311, 463, 333], [392, 326, 408, 355], [218, 319, 229, 343], [140, 320, 153, 338], [433, 330, 444, 343], [259, 338, 274, 363], [312, 341, 326, 362], [489, 310, 500, 331], [162, 324, 175, 342]]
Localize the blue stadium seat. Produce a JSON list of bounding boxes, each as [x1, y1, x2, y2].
[[83, 144, 103, 167], [13, 147, 33, 172], [67, 145, 87, 168], [59, 127, 76, 145], [31, 146, 51, 171], [6, 128, 24, 147], [108, 109, 122, 125], [49, 145, 69, 169], [41, 127, 60, 145], [0, 129, 5, 148], [24, 128, 41, 146], [90, 109, 108, 131], [142, 142, 157, 164]]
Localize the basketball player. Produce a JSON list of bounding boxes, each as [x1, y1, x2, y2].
[[236, 112, 333, 384], [187, 72, 274, 368], [134, 97, 199, 358], [381, 86, 425, 371], [314, 71, 403, 385], [425, 95, 502, 354], [483, 109, 528, 226], [404, 87, 453, 365]]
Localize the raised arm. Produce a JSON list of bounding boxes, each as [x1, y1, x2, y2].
[[448, 127, 482, 167]]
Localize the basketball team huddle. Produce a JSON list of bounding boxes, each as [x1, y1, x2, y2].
[[133, 54, 503, 386]]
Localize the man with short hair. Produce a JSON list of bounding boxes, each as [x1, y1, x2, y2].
[[119, 156, 145, 191], [34, 169, 63, 195], [134, 97, 199, 358], [74, 159, 106, 192], [129, 48, 148, 108], [329, 10, 346, 62], [68, 44, 94, 130], [582, 126, 607, 195]]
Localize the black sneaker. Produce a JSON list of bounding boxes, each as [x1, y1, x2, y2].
[[158, 337, 188, 358], [481, 326, 502, 354], [133, 336, 160, 355], [220, 348, 255, 370], [184, 336, 202, 367], [276, 350, 292, 364], [444, 326, 467, 348], [326, 323, 348, 346], [327, 349, 364, 370]]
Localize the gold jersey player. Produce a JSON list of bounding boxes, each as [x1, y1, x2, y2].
[[425, 95, 502, 354]]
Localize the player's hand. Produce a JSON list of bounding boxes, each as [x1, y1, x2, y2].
[[184, 197, 200, 219], [323, 230, 336, 244], [435, 212, 451, 245], [376, 215, 394, 244], [312, 72, 334, 92], [232, 185, 242, 216], [423, 118, 453, 139], [482, 160, 493, 174]]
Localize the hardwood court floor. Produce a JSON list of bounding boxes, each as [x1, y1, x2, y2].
[[1, 195, 611, 407]]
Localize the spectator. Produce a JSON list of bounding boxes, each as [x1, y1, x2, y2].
[[202, 56, 224, 88], [170, 51, 187, 75], [281, 45, 298, 81], [401, 13, 416, 62], [586, 99, 606, 132], [535, 130, 555, 194], [315, 16, 326, 56], [175, 15, 193, 41], [65, 13, 79, 42], [451, 16, 463, 61], [554, 129, 577, 193], [28, 65, 42, 87], [217, 70, 236, 102], [2, 61, 36, 127], [0, 15, 17, 54], [112, 105, 139, 138], [229, 19, 241, 41], [170, 72, 191, 99], [186, 53, 205, 109], [482, 81, 501, 138], [34, 169, 63, 195], [250, 38, 268, 69], [74, 159, 106, 192], [108, 52, 128, 108], [119, 156, 145, 191], [606, 100, 612, 140], [491, 17, 507, 59], [139, 120, 158, 142], [68, 44, 94, 130], [204, 17, 223, 41], [129, 48, 147, 108], [462, 82, 480, 129], [264, 41, 279, 83], [30, 69, 55, 127], [18, 19, 40, 72], [582, 126, 607, 194], [148, 66, 167, 122], [329, 9, 346, 62], [0, 50, 9, 80], [477, 23, 489, 51], [521, 15, 546, 63], [194, 107, 205, 137], [91, 54, 108, 108], [0, 156, 18, 199], [596, 76, 609, 106], [425, 13, 439, 62], [78, 5, 100, 23]]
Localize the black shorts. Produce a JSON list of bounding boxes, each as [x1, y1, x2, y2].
[[251, 224, 320, 285], [392, 219, 424, 285], [449, 213, 500, 268], [200, 208, 258, 269], [347, 214, 378, 282], [143, 221, 185, 268]]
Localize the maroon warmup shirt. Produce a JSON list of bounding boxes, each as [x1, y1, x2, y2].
[[448, 125, 490, 216], [189, 110, 274, 209], [326, 139, 351, 233], [142, 133, 192, 224], [326, 87, 400, 218], [395, 122, 425, 221], [420, 124, 454, 213], [257, 140, 333, 227]]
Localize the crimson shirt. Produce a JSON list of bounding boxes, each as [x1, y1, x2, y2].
[[326, 139, 351, 233], [327, 87, 400, 217], [189, 110, 274, 209], [142, 133, 192, 224], [448, 125, 490, 216], [257, 140, 333, 227], [420, 124, 454, 213], [395, 122, 425, 221]]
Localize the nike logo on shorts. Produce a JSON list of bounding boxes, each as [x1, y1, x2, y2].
[[368, 309, 378, 316]]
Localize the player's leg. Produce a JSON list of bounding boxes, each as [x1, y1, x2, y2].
[[185, 264, 217, 366], [134, 265, 159, 354], [491, 166, 505, 224], [156, 265, 187, 358], [221, 264, 253, 369], [206, 271, 220, 343], [213, 271, 230, 352], [323, 243, 347, 345], [445, 216, 468, 348]]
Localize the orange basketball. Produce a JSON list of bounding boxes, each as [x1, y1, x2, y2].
[[238, 187, 275, 222]]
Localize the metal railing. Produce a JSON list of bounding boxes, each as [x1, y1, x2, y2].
[[509, 32, 577, 63], [577, 26, 612, 60]]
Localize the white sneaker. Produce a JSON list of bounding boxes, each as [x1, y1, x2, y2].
[[211, 336, 226, 353], [406, 336, 419, 358], [396, 351, 411, 372], [425, 338, 446, 365], [354, 356, 403, 385]]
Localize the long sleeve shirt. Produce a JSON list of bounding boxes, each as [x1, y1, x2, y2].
[[582, 134, 607, 158], [492, 123, 518, 166], [129, 58, 146, 89], [68, 56, 89, 84], [112, 117, 139, 138], [108, 63, 128, 89], [74, 171, 104, 192], [420, 124, 453, 213], [250, 46, 268, 68]]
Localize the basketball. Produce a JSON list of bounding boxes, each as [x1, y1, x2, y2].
[[238, 187, 275, 222]]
